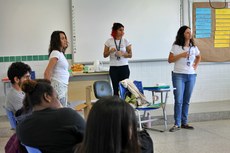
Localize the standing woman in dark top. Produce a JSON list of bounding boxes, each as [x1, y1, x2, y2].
[[104, 23, 132, 95], [16, 79, 85, 153]]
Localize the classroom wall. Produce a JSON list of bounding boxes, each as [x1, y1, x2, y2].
[[0, 0, 72, 115], [0, 0, 230, 116], [1, 60, 230, 116]]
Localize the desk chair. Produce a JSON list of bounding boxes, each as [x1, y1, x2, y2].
[[75, 81, 112, 119], [22, 144, 42, 153], [119, 80, 168, 131], [3, 106, 17, 130], [93, 80, 113, 99]]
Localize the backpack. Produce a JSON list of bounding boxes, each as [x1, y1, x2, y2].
[[138, 130, 154, 153], [5, 133, 27, 153]]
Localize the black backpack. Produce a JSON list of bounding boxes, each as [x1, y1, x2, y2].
[[138, 130, 154, 153]]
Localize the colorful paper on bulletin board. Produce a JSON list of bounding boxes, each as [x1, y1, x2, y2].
[[195, 8, 212, 38], [215, 9, 230, 48], [196, 34, 211, 38], [214, 40, 230, 43], [214, 44, 230, 48]]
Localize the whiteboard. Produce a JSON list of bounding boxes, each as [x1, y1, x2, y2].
[[0, 0, 71, 56], [71, 0, 180, 63]]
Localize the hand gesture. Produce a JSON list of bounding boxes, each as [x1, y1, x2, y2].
[[180, 51, 188, 58], [115, 51, 124, 57], [193, 63, 198, 70], [110, 48, 116, 53]]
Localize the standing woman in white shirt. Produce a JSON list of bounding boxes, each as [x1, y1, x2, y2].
[[168, 26, 201, 132], [44, 31, 69, 107], [104, 23, 132, 95]]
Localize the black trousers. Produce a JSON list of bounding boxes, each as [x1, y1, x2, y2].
[[109, 65, 130, 96]]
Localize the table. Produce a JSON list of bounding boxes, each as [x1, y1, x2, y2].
[[1, 78, 11, 96], [142, 86, 173, 131], [143, 87, 171, 104], [68, 72, 110, 102]]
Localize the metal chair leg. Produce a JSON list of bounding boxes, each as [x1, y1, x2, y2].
[[136, 110, 142, 131]]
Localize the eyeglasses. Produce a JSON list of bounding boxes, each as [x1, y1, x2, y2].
[[22, 73, 31, 80]]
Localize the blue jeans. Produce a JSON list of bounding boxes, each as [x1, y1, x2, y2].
[[172, 72, 197, 126]]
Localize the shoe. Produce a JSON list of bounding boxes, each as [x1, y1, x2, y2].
[[169, 125, 180, 132], [181, 124, 194, 130]]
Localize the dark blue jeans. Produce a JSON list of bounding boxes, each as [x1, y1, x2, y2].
[[172, 72, 197, 126]]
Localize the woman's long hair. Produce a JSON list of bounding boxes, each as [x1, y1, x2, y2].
[[173, 25, 195, 49], [48, 31, 67, 56], [77, 96, 140, 153]]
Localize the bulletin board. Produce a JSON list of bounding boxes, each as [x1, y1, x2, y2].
[[193, 2, 230, 62]]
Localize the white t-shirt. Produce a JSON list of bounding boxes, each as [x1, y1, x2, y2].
[[170, 44, 200, 74], [105, 38, 131, 66], [49, 50, 69, 85], [5, 87, 25, 113]]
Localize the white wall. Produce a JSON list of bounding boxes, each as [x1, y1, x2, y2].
[[128, 61, 230, 103], [0, 0, 230, 116], [1, 60, 230, 115], [0, 0, 72, 115], [0, 0, 72, 55]]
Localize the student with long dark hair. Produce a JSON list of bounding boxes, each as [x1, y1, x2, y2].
[[168, 25, 201, 132], [44, 31, 69, 107], [104, 23, 132, 95], [16, 79, 85, 153], [76, 96, 140, 153]]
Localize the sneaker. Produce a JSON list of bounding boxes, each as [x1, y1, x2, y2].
[[169, 125, 180, 132], [181, 124, 194, 130]]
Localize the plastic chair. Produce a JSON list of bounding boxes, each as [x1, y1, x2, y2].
[[3, 106, 17, 130], [93, 80, 113, 99], [75, 81, 112, 119], [119, 80, 167, 131], [22, 144, 42, 153]]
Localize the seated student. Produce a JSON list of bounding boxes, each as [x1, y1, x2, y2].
[[16, 79, 85, 153], [15, 79, 51, 123], [5, 62, 31, 113], [76, 96, 140, 153]]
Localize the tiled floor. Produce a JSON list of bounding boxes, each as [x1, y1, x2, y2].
[[150, 100, 230, 116], [0, 116, 14, 153], [1, 116, 230, 153], [151, 119, 230, 153]]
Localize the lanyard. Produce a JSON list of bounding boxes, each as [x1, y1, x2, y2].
[[186, 44, 192, 66], [187, 47, 191, 60], [187, 44, 192, 60], [114, 38, 121, 51]]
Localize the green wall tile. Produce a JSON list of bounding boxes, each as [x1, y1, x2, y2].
[[27, 56, 32, 61], [33, 55, 39, 61], [4, 56, 10, 62], [10, 56, 15, 62], [16, 56, 21, 61], [44, 55, 49, 60], [66, 54, 72, 59], [22, 56, 27, 61], [39, 55, 44, 61], [0, 54, 58, 63]]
